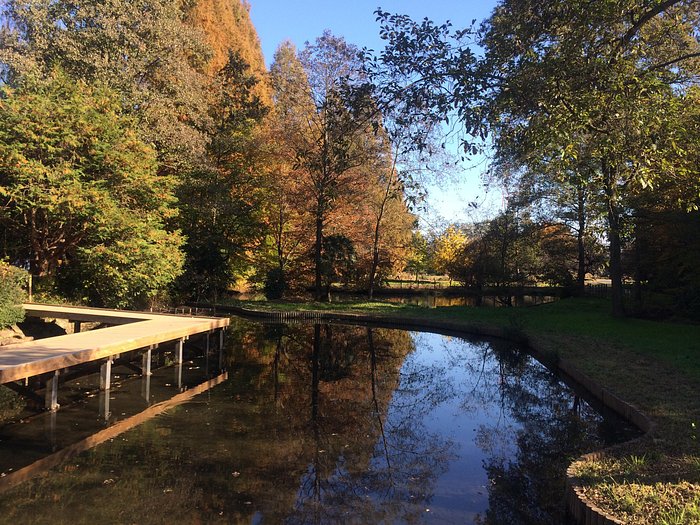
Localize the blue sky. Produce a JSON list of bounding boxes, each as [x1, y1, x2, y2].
[[248, 0, 501, 228]]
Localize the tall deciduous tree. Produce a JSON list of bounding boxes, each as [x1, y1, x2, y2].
[[0, 69, 183, 307], [370, 1, 700, 316], [363, 160, 415, 297], [492, 156, 607, 293], [431, 225, 469, 284], [272, 33, 378, 300], [362, 113, 440, 299], [481, 0, 700, 315], [0, 0, 213, 171], [176, 51, 269, 301], [261, 41, 317, 294]]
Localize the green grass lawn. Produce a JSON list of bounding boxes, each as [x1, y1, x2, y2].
[[228, 296, 700, 524]]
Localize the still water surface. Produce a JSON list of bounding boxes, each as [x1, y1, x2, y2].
[[0, 320, 634, 524]]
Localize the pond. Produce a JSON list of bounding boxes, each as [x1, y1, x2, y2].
[[0, 319, 636, 524]]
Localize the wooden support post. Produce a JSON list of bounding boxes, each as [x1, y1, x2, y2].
[[206, 331, 211, 354], [141, 373, 151, 404], [100, 356, 113, 390], [218, 329, 224, 370], [99, 388, 111, 422], [175, 338, 184, 364], [44, 370, 60, 411], [73, 321, 81, 334], [175, 360, 183, 391], [142, 345, 153, 376]]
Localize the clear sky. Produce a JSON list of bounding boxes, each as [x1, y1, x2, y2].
[[248, 0, 502, 228]]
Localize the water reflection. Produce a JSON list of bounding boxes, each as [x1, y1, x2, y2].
[[331, 293, 557, 308], [0, 321, 634, 524]]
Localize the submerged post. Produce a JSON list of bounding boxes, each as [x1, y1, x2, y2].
[[100, 356, 113, 390], [142, 345, 154, 376], [99, 388, 111, 422], [218, 329, 225, 370], [141, 373, 151, 404], [44, 411, 57, 452], [175, 338, 184, 364], [175, 360, 183, 390], [44, 370, 60, 411]]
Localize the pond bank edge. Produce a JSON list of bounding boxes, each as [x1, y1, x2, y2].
[[211, 303, 655, 525]]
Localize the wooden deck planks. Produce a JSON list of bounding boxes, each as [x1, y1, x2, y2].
[[0, 304, 229, 384], [23, 303, 180, 324]]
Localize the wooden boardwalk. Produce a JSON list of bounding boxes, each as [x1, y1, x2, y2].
[[0, 304, 229, 385]]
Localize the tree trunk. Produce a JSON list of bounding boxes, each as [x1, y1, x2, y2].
[[604, 161, 625, 317], [314, 208, 323, 301], [368, 244, 379, 300], [576, 183, 587, 294], [632, 217, 643, 312], [368, 147, 398, 301]]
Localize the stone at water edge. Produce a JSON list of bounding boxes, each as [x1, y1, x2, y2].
[[0, 325, 32, 346]]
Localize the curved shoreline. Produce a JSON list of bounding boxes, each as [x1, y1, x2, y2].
[[217, 303, 654, 524]]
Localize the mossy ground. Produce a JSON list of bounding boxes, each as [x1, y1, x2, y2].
[[228, 296, 700, 524]]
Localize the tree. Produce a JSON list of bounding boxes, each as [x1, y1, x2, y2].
[[362, 115, 441, 299], [492, 157, 607, 292], [0, 69, 183, 307], [361, 173, 414, 295], [266, 38, 418, 298], [365, 138, 401, 299], [259, 41, 318, 295], [480, 0, 700, 315], [370, 1, 700, 316], [58, 220, 185, 308], [318, 234, 357, 301], [431, 225, 469, 283], [0, 0, 213, 171], [175, 51, 269, 301], [273, 33, 378, 300], [405, 231, 429, 282]]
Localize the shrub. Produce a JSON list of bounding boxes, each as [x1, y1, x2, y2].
[[0, 262, 26, 328], [263, 268, 287, 300]]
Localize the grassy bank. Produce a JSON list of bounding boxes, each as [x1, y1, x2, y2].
[[229, 296, 700, 524]]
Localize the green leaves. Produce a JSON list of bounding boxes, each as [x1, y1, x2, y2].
[[0, 69, 184, 307], [0, 0, 212, 169], [0, 261, 26, 328]]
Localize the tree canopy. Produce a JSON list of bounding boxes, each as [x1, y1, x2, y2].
[[366, 0, 700, 315], [0, 69, 184, 307]]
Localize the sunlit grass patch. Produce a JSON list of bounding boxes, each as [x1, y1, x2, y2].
[[583, 481, 700, 525]]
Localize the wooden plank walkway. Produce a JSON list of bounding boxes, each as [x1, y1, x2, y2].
[[0, 304, 229, 384]]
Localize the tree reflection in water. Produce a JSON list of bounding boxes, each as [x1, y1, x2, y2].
[[285, 324, 455, 525], [0, 321, 633, 525]]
